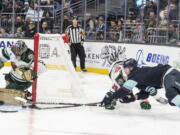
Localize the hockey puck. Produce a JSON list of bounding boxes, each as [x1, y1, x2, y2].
[[0, 101, 4, 105]]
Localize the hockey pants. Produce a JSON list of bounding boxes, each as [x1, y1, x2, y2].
[[164, 69, 180, 105]]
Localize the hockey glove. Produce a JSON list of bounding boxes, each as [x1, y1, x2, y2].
[[136, 91, 150, 100], [15, 66, 37, 82], [101, 91, 116, 110], [119, 93, 136, 103], [140, 100, 151, 110], [144, 86, 157, 96]]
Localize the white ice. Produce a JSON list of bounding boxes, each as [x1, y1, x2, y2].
[[0, 68, 179, 135]]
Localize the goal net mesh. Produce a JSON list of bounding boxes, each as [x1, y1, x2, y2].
[[32, 34, 85, 104]]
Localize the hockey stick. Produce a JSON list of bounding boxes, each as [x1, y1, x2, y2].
[[30, 104, 83, 110], [0, 110, 18, 113], [15, 97, 101, 109]]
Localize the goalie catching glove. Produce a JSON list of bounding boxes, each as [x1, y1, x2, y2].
[[15, 66, 37, 82]]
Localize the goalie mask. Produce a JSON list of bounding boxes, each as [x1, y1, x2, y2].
[[12, 40, 28, 56]]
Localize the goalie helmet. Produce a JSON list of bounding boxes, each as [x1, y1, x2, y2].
[[12, 40, 28, 56]]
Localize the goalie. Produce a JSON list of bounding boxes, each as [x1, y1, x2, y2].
[[0, 40, 46, 104]]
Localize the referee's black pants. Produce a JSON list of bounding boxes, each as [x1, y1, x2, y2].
[[70, 43, 86, 70]]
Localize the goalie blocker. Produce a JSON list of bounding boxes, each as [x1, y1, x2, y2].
[[5, 66, 37, 91]]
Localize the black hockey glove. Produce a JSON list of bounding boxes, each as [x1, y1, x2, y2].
[[101, 91, 116, 110], [144, 86, 157, 96], [140, 100, 151, 110], [119, 93, 136, 103], [136, 91, 150, 100]]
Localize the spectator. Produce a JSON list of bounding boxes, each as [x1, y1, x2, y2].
[[63, 15, 71, 33], [84, 13, 95, 40], [108, 20, 119, 41], [41, 0, 48, 5], [168, 24, 177, 44], [117, 20, 123, 42], [144, 0, 157, 19], [26, 3, 44, 22], [49, 0, 61, 12], [64, 0, 73, 16], [15, 16, 24, 31], [14, 27, 24, 38], [0, 27, 8, 37], [40, 21, 50, 33], [15, 2, 22, 13], [24, 21, 37, 38], [134, 17, 144, 43], [127, 11, 135, 22], [145, 11, 157, 29], [96, 17, 105, 40], [159, 9, 168, 28], [41, 11, 54, 30], [124, 19, 134, 42], [22, 1, 30, 14], [2, 1, 12, 13], [169, 3, 178, 23]]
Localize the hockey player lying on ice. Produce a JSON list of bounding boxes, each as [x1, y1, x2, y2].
[[101, 58, 180, 109]]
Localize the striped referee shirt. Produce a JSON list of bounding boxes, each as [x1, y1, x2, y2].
[[65, 25, 85, 44]]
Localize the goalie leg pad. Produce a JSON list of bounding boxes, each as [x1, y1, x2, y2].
[[0, 88, 26, 105]]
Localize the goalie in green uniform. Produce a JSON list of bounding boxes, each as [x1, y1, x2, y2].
[[0, 40, 46, 105], [1, 40, 46, 103]]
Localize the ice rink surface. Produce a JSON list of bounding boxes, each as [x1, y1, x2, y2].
[[0, 68, 179, 135]]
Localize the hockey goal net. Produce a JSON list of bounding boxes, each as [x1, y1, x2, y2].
[[32, 33, 85, 104]]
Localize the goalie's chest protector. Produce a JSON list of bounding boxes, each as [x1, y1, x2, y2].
[[128, 64, 171, 90]]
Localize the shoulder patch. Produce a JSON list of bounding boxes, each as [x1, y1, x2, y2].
[[123, 80, 137, 90]]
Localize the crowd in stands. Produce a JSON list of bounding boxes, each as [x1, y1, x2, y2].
[[83, 0, 179, 44], [0, 0, 179, 45]]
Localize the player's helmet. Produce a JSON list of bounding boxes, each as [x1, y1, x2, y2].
[[12, 40, 28, 56], [123, 58, 137, 69]]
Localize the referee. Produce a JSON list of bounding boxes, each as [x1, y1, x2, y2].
[[65, 16, 87, 72]]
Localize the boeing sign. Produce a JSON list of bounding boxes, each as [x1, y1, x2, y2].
[[136, 49, 169, 66]]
